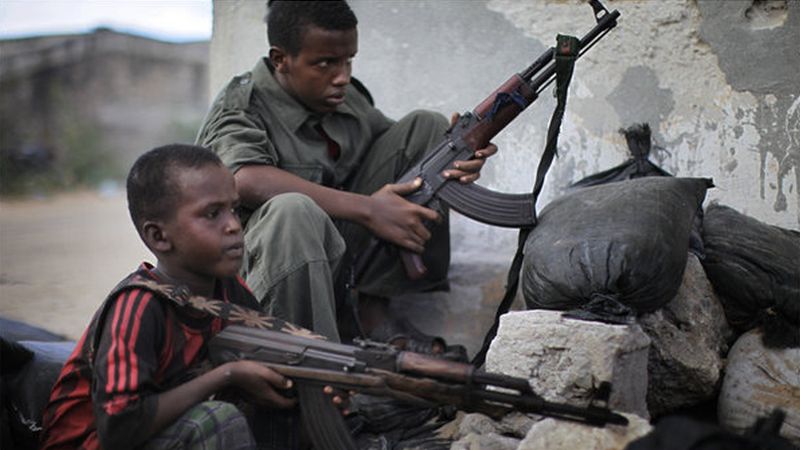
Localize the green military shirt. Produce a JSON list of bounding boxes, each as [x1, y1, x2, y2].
[[196, 57, 394, 189]]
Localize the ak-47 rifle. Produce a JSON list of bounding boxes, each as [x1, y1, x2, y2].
[[209, 325, 629, 450], [356, 0, 620, 281]]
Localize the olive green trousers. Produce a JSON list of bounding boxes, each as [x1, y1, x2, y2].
[[241, 111, 450, 341]]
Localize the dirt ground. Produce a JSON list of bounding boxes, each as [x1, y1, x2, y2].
[[0, 190, 151, 340], [0, 189, 511, 354]]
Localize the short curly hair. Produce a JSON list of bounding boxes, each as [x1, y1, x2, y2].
[[126, 144, 222, 232], [266, 0, 357, 55]]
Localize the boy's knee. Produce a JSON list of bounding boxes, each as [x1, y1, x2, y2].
[[150, 401, 254, 449], [269, 192, 326, 220], [245, 192, 345, 258], [189, 401, 249, 433], [394, 110, 449, 162], [251, 192, 327, 228], [403, 109, 449, 133]]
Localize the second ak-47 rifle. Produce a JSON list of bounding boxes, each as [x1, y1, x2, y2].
[[355, 0, 620, 281], [209, 325, 629, 450]]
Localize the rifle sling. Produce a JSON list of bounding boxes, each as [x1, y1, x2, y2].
[[472, 34, 580, 367], [105, 279, 319, 334]]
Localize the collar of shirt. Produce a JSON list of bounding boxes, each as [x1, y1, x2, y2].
[[251, 57, 359, 133]]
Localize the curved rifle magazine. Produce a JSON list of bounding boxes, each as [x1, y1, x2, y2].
[[437, 182, 536, 228], [298, 384, 357, 450]]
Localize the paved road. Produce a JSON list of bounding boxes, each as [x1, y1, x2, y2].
[[0, 191, 151, 340]]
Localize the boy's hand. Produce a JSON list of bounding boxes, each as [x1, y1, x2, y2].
[[367, 179, 440, 253], [323, 385, 353, 416], [364, 112, 498, 253], [225, 360, 297, 409], [442, 112, 498, 184]]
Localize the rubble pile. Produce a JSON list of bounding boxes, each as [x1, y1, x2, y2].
[[452, 124, 799, 449]]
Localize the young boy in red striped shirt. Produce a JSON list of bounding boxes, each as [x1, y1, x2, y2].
[[40, 145, 299, 449]]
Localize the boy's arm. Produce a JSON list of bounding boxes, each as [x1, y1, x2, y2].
[[198, 106, 439, 253], [146, 360, 296, 437], [236, 165, 439, 254], [198, 101, 494, 253], [92, 290, 297, 449]]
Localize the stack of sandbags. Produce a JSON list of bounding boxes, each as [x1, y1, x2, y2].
[[700, 203, 799, 444], [521, 124, 727, 418]]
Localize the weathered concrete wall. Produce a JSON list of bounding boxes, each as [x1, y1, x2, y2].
[[209, 0, 799, 354], [1, 29, 209, 171], [209, 1, 267, 101]]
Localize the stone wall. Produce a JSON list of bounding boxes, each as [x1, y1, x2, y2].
[[0, 29, 209, 172]]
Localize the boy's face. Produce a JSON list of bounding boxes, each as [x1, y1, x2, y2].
[[161, 163, 243, 280], [272, 25, 358, 114]]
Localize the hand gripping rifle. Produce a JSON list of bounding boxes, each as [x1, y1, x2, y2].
[[355, 0, 620, 281], [209, 325, 629, 450]]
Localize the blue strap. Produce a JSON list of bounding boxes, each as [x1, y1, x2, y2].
[[487, 91, 529, 121]]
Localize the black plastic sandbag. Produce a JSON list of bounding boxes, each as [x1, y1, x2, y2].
[[348, 395, 453, 450], [522, 177, 713, 313], [625, 411, 798, 450], [570, 123, 671, 188], [571, 123, 706, 258], [1, 338, 74, 450], [701, 203, 800, 348]]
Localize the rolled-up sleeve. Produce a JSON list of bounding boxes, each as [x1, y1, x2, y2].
[[197, 105, 278, 174]]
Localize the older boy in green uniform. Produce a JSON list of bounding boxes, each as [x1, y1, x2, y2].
[[197, 1, 496, 349], [40, 145, 317, 450]]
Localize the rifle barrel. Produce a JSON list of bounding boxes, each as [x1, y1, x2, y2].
[[474, 388, 630, 426]]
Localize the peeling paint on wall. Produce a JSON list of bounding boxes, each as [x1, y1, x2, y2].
[[745, 0, 790, 30], [488, 0, 798, 229], [608, 66, 675, 138], [696, 0, 799, 224], [697, 0, 798, 94], [757, 93, 800, 217]]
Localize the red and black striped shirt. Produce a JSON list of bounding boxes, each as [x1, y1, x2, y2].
[[40, 263, 260, 450]]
